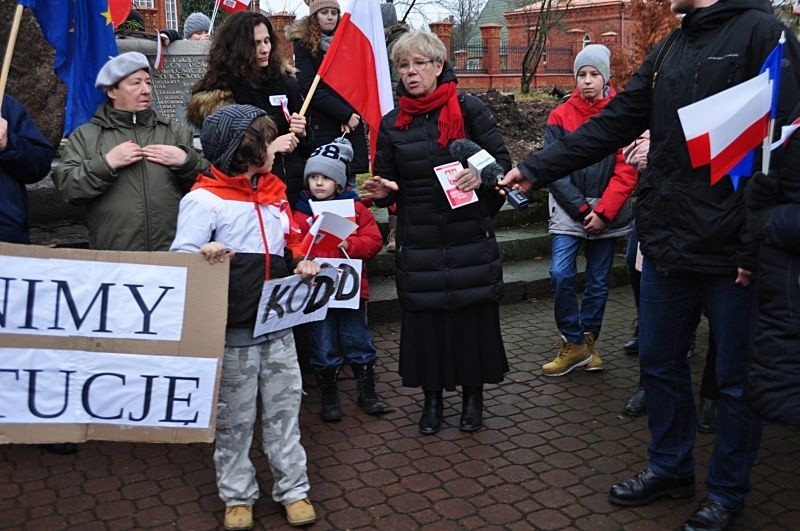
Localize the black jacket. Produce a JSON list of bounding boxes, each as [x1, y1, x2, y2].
[[745, 103, 800, 426], [373, 66, 510, 311], [0, 95, 53, 244], [229, 76, 313, 205], [292, 40, 369, 173], [517, 0, 800, 275]]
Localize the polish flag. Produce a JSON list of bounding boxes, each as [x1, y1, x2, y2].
[[301, 211, 359, 257], [154, 31, 164, 72], [678, 70, 772, 185], [316, 0, 394, 166], [217, 0, 250, 13], [770, 116, 800, 150]]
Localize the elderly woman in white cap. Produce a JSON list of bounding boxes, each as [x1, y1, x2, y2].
[[287, 0, 369, 187], [53, 51, 208, 252]]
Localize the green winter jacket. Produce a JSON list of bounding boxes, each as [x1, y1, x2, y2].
[[53, 103, 208, 251]]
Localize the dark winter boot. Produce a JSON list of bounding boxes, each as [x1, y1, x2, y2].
[[418, 388, 443, 435], [623, 388, 646, 417], [459, 386, 483, 432], [314, 366, 343, 422], [351, 362, 386, 415], [623, 318, 639, 355]]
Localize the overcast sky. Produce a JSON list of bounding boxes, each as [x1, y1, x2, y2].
[[260, 0, 452, 31]]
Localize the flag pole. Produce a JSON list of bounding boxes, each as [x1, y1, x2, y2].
[[0, 4, 25, 106], [761, 121, 775, 175], [299, 74, 322, 116], [761, 31, 786, 175], [209, 1, 220, 36]]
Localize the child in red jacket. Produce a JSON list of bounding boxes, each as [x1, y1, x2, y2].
[[293, 139, 385, 422]]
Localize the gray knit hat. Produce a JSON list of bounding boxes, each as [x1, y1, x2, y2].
[[573, 44, 611, 84], [183, 12, 211, 39], [304, 138, 353, 190], [201, 104, 267, 174], [95, 52, 150, 90]]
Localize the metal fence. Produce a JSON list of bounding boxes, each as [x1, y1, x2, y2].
[[451, 43, 486, 74], [500, 43, 528, 74], [451, 42, 575, 76], [543, 46, 574, 74]]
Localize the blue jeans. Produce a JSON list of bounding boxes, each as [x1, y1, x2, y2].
[[639, 258, 762, 509], [550, 234, 617, 343], [307, 302, 377, 369]]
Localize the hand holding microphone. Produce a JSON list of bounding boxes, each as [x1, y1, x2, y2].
[[449, 139, 529, 210]]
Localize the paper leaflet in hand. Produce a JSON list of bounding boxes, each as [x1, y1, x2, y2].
[[433, 161, 478, 209], [301, 211, 358, 256], [269, 94, 292, 124]]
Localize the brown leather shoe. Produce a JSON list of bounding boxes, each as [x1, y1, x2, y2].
[[285, 498, 317, 526]]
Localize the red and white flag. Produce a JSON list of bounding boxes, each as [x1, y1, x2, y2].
[[301, 211, 359, 256], [316, 0, 394, 166], [217, 0, 250, 13], [154, 31, 164, 72], [678, 70, 772, 185], [770, 116, 800, 150]]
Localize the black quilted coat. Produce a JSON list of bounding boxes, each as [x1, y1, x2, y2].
[[373, 65, 511, 311]]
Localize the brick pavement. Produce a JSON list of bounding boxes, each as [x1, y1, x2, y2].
[[2, 287, 799, 530]]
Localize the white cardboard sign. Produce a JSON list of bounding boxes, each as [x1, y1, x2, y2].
[[253, 269, 339, 335]]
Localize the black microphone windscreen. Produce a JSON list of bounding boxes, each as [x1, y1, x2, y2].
[[449, 138, 482, 163], [480, 161, 506, 185]]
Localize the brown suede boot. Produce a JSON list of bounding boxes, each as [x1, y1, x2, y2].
[[542, 335, 592, 376]]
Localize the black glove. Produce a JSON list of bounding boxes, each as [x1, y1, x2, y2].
[[744, 171, 779, 209]]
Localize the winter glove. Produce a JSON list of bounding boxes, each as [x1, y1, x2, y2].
[[744, 171, 780, 210]]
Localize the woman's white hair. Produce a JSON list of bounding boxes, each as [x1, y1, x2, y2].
[[390, 31, 447, 65]]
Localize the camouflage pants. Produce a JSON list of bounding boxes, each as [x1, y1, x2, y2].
[[214, 333, 310, 506]]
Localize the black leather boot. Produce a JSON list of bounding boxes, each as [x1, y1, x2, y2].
[[623, 318, 639, 355], [623, 388, 646, 417], [351, 362, 386, 415], [696, 398, 718, 434], [314, 366, 343, 422], [418, 388, 443, 435], [459, 386, 483, 432]]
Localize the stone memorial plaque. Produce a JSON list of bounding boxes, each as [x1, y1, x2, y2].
[[149, 54, 208, 126], [117, 39, 210, 130]]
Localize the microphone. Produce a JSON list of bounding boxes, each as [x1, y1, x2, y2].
[[448, 139, 529, 210]]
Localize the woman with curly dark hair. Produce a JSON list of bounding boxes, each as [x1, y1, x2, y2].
[[187, 10, 311, 204], [287, 0, 369, 186]]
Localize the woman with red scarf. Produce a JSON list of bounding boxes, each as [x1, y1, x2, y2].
[[363, 31, 511, 436]]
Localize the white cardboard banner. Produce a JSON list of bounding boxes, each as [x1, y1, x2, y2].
[[0, 255, 187, 341], [253, 269, 339, 335], [317, 258, 362, 309], [0, 348, 218, 428]]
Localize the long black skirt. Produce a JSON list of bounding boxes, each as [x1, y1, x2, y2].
[[399, 303, 508, 391]]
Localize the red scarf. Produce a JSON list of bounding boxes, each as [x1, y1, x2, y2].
[[395, 81, 464, 148]]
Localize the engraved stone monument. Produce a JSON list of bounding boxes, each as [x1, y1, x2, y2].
[[117, 38, 210, 129]]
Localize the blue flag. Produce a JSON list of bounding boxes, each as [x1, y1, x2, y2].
[[19, 0, 118, 136], [727, 35, 784, 190]]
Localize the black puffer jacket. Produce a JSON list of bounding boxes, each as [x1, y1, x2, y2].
[[745, 104, 800, 426], [373, 65, 510, 311], [517, 0, 800, 275]]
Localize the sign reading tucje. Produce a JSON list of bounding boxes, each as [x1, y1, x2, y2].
[[0, 243, 229, 445]]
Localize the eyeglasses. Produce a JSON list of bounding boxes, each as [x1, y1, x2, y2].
[[396, 59, 434, 74]]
